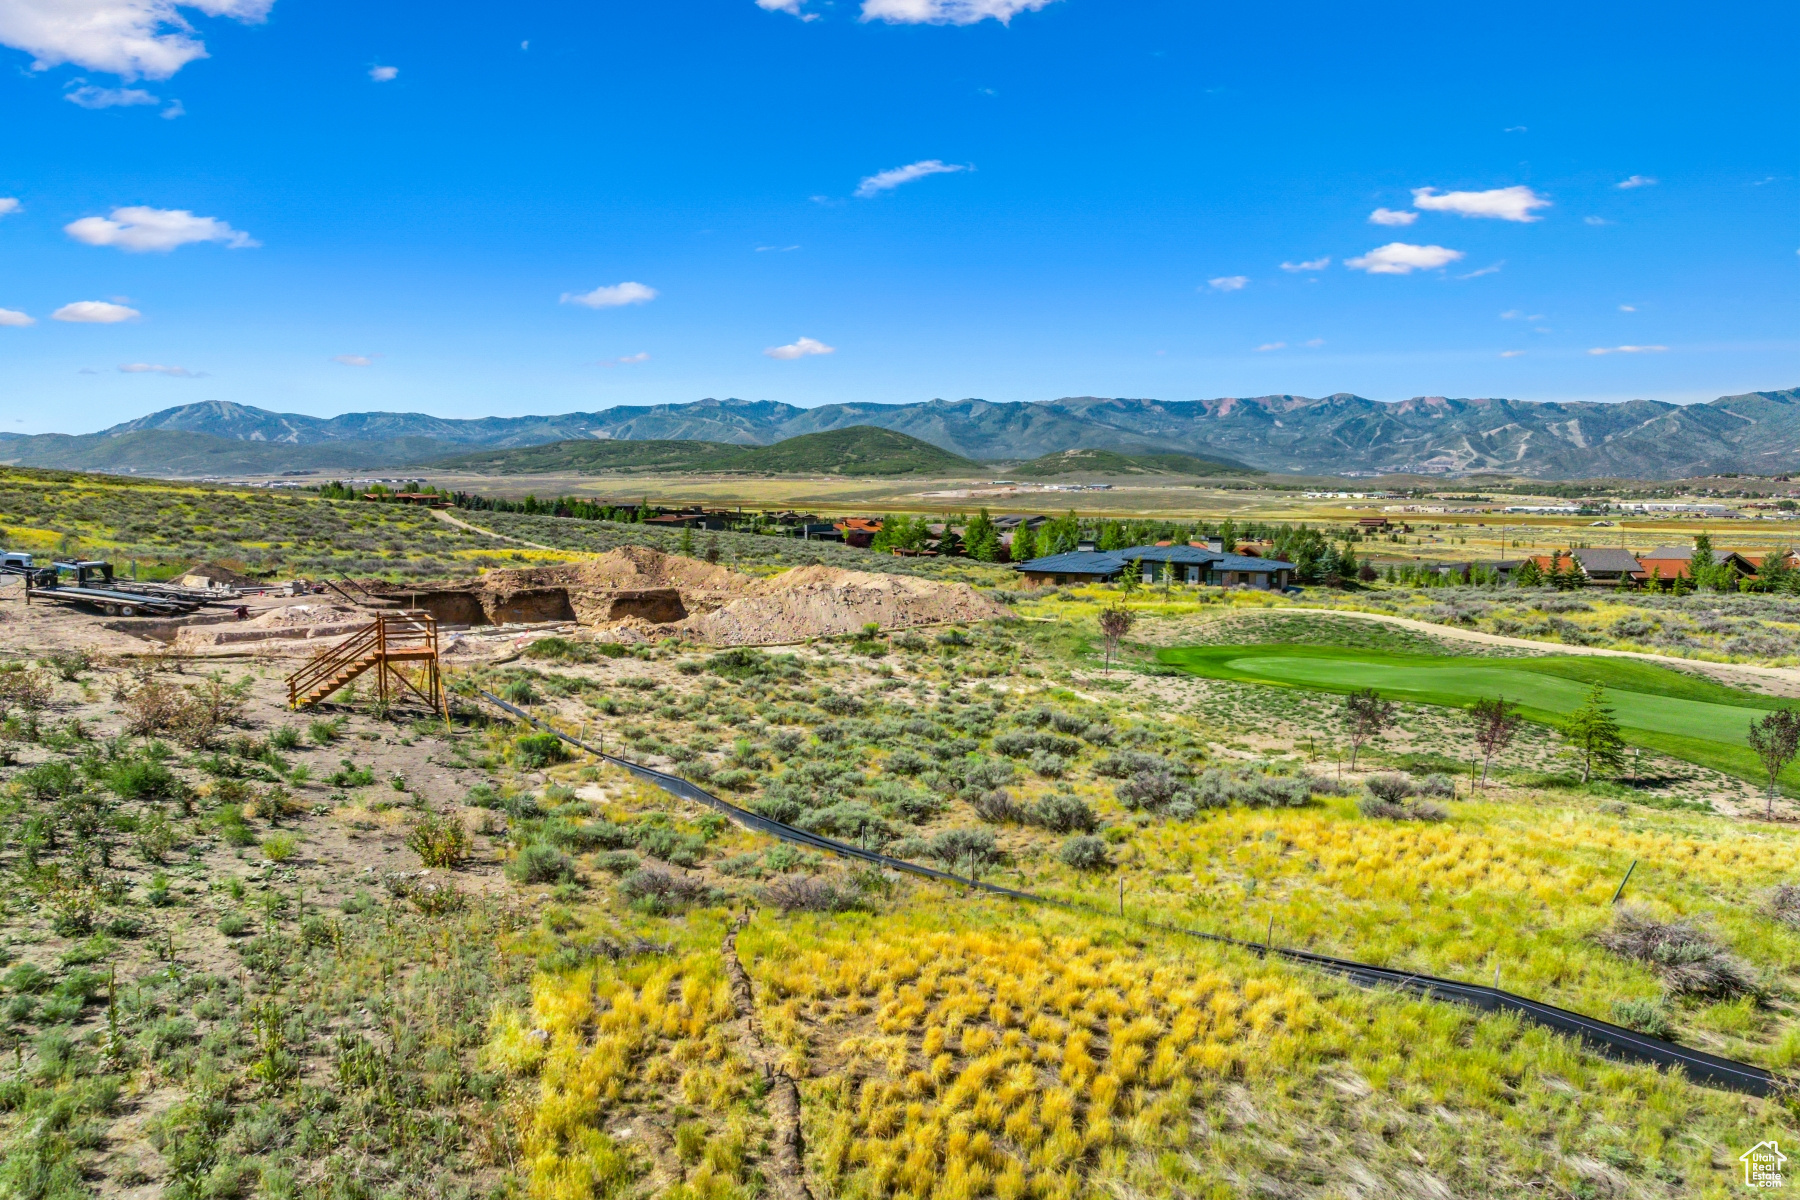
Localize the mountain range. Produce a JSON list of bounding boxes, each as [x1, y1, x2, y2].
[[1, 389, 1795, 479]]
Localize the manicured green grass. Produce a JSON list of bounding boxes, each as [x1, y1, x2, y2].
[[1159, 643, 1797, 788]]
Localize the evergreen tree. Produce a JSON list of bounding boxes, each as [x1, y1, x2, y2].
[[1689, 532, 1716, 591], [1564, 683, 1626, 783], [1011, 523, 1037, 563], [678, 524, 696, 556], [1513, 558, 1543, 587], [1121, 559, 1142, 594], [1098, 520, 1125, 551], [965, 509, 999, 562]]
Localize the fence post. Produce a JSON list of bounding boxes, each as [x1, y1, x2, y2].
[[1265, 914, 1274, 957], [1611, 859, 1638, 905], [1118, 876, 1124, 917]]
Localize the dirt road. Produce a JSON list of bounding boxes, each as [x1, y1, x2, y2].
[[432, 507, 560, 551]]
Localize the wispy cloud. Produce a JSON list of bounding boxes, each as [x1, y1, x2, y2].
[[1616, 175, 1657, 189], [1588, 345, 1667, 355], [1368, 208, 1417, 227], [1254, 342, 1285, 352], [52, 300, 140, 323], [1344, 243, 1463, 275], [1503, 125, 1527, 133], [1618, 305, 1636, 313], [0, 309, 34, 327], [1583, 216, 1612, 226], [756, 0, 819, 18], [0, 0, 275, 80], [1500, 310, 1544, 321], [755, 244, 800, 252], [561, 282, 658, 308], [1411, 185, 1550, 222], [64, 83, 158, 108], [369, 65, 398, 81], [160, 98, 183, 118], [598, 352, 651, 367], [332, 354, 374, 367], [1279, 256, 1330, 272], [1500, 350, 1526, 358], [66, 206, 257, 252], [855, 159, 969, 198], [1303, 338, 1324, 348], [764, 336, 833, 360], [1206, 275, 1248, 292], [0, 198, 18, 217], [120, 362, 201, 376], [1458, 262, 1503, 279], [859, 0, 1057, 25]]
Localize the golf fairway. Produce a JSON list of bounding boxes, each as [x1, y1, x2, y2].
[[1158, 644, 1797, 789]]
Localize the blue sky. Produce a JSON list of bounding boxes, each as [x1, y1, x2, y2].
[[0, 0, 1794, 434]]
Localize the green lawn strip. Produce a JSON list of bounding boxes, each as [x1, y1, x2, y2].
[[1159, 643, 1798, 790]]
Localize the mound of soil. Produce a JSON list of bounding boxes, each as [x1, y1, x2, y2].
[[676, 564, 1011, 645], [172, 602, 372, 652]]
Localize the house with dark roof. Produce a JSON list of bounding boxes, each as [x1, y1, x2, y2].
[[1016, 544, 1295, 590], [1570, 547, 1646, 584], [1636, 547, 1760, 582]]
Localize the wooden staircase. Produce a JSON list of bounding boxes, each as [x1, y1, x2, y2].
[[287, 610, 446, 716]]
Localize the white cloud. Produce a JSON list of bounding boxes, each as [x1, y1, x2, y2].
[[764, 336, 833, 360], [1588, 345, 1667, 355], [1619, 304, 1636, 312], [599, 351, 651, 367], [66, 205, 256, 251], [1583, 216, 1611, 226], [368, 65, 397, 81], [0, 198, 19, 216], [1254, 342, 1285, 352], [1207, 275, 1248, 292], [1617, 175, 1656, 189], [756, 0, 818, 17], [52, 300, 139, 322], [854, 159, 968, 198], [755, 244, 800, 252], [332, 354, 373, 366], [1499, 350, 1526, 358], [64, 83, 158, 107], [1303, 338, 1324, 347], [1458, 262, 1503, 279], [1368, 207, 1417, 227], [160, 98, 182, 118], [0, 0, 274, 80], [1503, 125, 1527, 133], [1343, 243, 1464, 275], [0, 309, 35, 327], [859, 0, 1056, 25], [1500, 310, 1545, 321], [561, 281, 657, 308], [1279, 256, 1330, 272], [119, 361, 199, 376], [1411, 185, 1550, 222]]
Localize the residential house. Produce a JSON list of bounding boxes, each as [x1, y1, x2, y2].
[[835, 517, 883, 549], [1636, 547, 1760, 583], [1570, 547, 1646, 585], [1016, 544, 1294, 590]]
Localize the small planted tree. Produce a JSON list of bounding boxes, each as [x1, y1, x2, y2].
[[1513, 558, 1542, 588], [1120, 559, 1142, 595], [1097, 605, 1134, 675], [1564, 682, 1625, 783], [1469, 695, 1521, 787], [1746, 708, 1800, 818], [1343, 688, 1396, 770]]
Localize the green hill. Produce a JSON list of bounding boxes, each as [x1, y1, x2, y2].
[[424, 426, 982, 477], [1008, 447, 1257, 478]]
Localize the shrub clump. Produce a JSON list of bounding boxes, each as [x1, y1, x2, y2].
[[762, 873, 869, 913], [514, 731, 572, 769], [1356, 774, 1447, 821], [1058, 834, 1110, 871], [619, 865, 717, 914], [1594, 907, 1759, 999], [506, 843, 576, 885], [1767, 883, 1800, 928], [405, 811, 472, 868]]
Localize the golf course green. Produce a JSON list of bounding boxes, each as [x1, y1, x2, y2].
[[1158, 644, 1798, 788]]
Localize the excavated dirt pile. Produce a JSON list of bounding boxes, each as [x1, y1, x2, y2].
[[676, 564, 1012, 646], [172, 603, 372, 652]]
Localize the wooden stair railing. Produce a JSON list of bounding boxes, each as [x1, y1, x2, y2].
[[286, 610, 446, 716]]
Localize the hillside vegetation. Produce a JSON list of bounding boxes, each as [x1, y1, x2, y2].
[[427, 426, 982, 477], [1006, 447, 1255, 478]]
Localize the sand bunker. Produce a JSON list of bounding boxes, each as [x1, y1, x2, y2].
[[675, 564, 1011, 646]]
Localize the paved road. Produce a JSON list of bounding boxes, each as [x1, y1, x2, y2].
[[1285, 606, 1800, 695]]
